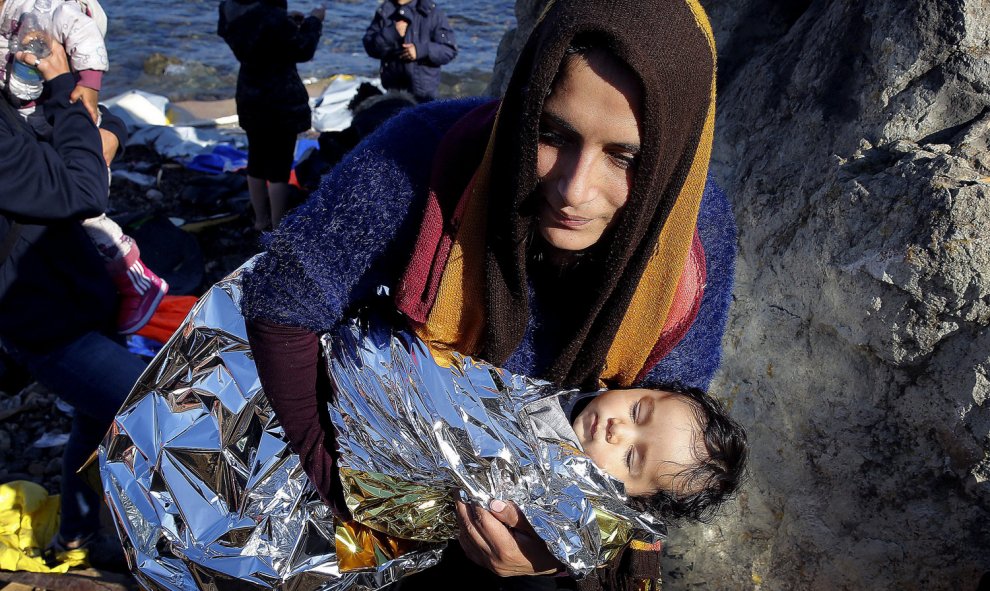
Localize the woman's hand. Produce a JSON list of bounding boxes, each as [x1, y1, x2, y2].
[[455, 499, 565, 577], [16, 38, 69, 81]]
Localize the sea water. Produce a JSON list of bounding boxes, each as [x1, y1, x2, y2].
[[99, 0, 516, 101]]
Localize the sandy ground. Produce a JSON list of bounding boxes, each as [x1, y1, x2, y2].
[[167, 77, 333, 127]]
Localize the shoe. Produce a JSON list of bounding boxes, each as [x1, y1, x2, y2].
[[110, 243, 169, 335], [54, 532, 129, 573]]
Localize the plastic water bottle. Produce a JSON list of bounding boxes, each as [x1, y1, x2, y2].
[[8, 0, 56, 101]]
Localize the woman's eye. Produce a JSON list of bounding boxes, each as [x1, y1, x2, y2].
[[538, 130, 565, 147], [629, 401, 640, 423], [609, 152, 638, 170], [625, 446, 633, 470]]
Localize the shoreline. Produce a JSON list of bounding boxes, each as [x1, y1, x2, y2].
[[164, 76, 336, 129]]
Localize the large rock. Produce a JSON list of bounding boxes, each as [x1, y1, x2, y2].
[[493, 1, 990, 588], [485, 0, 546, 97]]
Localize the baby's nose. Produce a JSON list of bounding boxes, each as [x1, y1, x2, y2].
[[605, 418, 622, 444]]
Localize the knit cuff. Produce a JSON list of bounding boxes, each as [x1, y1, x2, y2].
[[76, 70, 103, 91]]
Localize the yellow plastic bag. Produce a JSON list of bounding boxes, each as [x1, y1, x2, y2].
[[0, 481, 87, 573]]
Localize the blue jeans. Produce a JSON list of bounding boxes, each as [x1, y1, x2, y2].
[[5, 331, 146, 541]]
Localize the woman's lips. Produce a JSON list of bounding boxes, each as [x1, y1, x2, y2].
[[546, 205, 593, 228]]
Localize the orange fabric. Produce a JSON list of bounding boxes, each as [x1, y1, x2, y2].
[[135, 295, 198, 344], [410, 135, 496, 366], [603, 75, 715, 386]]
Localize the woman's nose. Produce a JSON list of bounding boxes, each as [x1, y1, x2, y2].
[[556, 151, 596, 207]]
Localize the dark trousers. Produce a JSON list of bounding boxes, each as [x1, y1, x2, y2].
[[393, 543, 568, 591], [5, 331, 146, 540]]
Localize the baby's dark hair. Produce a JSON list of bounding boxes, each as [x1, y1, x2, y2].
[[625, 387, 748, 523]]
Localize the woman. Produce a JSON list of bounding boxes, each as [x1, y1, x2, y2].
[[242, 0, 732, 587], [218, 0, 324, 230]]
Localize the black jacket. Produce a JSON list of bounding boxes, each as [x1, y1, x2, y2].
[[363, 0, 456, 100], [0, 74, 127, 354], [218, 0, 322, 133]]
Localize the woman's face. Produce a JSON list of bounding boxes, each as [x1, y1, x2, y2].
[[535, 51, 643, 252]]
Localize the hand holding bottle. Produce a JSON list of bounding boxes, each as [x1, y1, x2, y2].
[[15, 37, 68, 82]]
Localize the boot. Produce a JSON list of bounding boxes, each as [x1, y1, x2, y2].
[[109, 243, 169, 335]]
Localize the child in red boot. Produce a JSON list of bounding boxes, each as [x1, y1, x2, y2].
[[82, 214, 168, 334]]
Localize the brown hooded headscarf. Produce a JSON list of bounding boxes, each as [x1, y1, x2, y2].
[[400, 0, 717, 390]]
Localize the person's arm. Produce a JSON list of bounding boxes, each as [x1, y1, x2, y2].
[[363, 10, 402, 59], [71, 71, 102, 123], [414, 8, 457, 66], [0, 45, 106, 222], [246, 318, 347, 510], [53, 1, 108, 74], [240, 100, 486, 331], [285, 7, 324, 63], [217, 1, 229, 37], [51, 2, 107, 122], [641, 175, 736, 392], [97, 104, 126, 164]]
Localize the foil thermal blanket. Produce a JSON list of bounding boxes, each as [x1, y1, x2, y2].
[[100, 269, 663, 590]]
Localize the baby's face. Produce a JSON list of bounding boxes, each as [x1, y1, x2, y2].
[[572, 389, 701, 496]]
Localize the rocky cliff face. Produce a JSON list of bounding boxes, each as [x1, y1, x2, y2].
[[493, 1, 990, 588]]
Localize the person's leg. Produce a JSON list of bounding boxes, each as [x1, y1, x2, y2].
[[246, 128, 272, 231], [268, 182, 292, 228], [81, 213, 130, 260], [80, 215, 168, 334], [247, 175, 271, 231], [14, 331, 146, 541], [266, 129, 299, 229]]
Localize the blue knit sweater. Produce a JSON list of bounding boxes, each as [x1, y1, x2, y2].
[[241, 98, 735, 391]]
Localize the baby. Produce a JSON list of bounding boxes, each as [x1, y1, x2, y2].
[[0, 0, 107, 116], [326, 315, 749, 564], [1, 0, 168, 334], [516, 384, 746, 523]]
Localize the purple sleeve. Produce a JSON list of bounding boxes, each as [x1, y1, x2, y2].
[[76, 69, 103, 91], [246, 317, 348, 513]]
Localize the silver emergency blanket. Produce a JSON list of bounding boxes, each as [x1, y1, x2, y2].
[[99, 267, 663, 591]]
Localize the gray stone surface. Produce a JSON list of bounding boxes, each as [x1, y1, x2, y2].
[[492, 1, 990, 588], [485, 0, 546, 97]]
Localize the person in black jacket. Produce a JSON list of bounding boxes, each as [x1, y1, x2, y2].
[[218, 0, 324, 230], [0, 39, 143, 564], [363, 0, 457, 102]]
